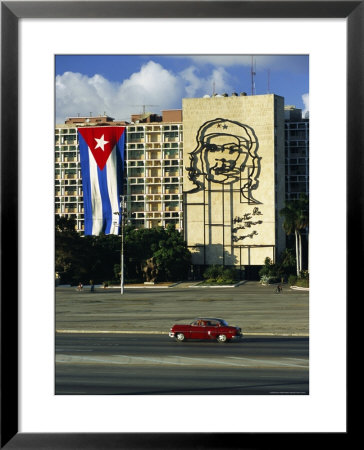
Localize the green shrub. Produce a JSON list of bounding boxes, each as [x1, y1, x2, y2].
[[288, 272, 309, 287], [295, 277, 309, 287], [260, 275, 271, 284], [260, 274, 281, 285], [288, 275, 297, 286], [202, 265, 238, 284], [203, 265, 221, 281]]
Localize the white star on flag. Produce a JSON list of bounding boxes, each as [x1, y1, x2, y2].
[[94, 135, 109, 151]]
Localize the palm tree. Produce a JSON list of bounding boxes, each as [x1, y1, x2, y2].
[[279, 194, 309, 277]]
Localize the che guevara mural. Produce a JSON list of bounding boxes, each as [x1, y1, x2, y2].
[[186, 118, 261, 204], [182, 95, 285, 268]]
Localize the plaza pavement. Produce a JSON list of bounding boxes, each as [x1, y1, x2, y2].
[[55, 281, 309, 337]]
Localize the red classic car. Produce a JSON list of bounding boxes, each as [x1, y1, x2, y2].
[[169, 317, 243, 343]]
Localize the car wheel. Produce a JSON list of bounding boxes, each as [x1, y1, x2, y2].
[[217, 334, 228, 343], [176, 333, 185, 342]]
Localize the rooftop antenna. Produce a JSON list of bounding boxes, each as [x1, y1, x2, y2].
[[267, 69, 271, 94], [251, 56, 256, 95], [131, 104, 159, 115], [212, 80, 216, 96]]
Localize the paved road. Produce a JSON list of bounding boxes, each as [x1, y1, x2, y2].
[[56, 334, 309, 395], [56, 281, 309, 336]]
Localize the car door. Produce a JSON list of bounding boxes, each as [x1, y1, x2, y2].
[[205, 320, 219, 339], [190, 320, 207, 339]]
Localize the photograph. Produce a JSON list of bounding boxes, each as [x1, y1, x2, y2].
[[2, 0, 354, 446], [55, 54, 310, 395]]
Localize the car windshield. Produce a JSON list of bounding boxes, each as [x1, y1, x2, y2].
[[220, 320, 228, 326]]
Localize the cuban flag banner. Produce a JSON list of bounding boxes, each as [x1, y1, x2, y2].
[[78, 126, 125, 235]]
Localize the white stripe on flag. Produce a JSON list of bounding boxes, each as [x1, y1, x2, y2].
[[88, 147, 103, 235], [106, 146, 120, 235]]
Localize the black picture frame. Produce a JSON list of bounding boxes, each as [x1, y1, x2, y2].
[[1, 1, 357, 448]]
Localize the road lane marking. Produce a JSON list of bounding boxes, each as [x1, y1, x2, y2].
[[228, 356, 308, 368], [122, 355, 184, 365], [171, 356, 249, 367], [56, 354, 185, 366], [56, 354, 308, 368], [56, 349, 94, 352], [284, 357, 308, 362]]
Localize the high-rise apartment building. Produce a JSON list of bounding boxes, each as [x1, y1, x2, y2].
[[284, 105, 309, 201], [55, 124, 83, 231], [125, 110, 183, 230], [55, 112, 183, 233]]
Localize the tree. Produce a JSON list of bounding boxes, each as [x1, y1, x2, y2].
[[124, 226, 165, 280], [278, 248, 296, 277], [55, 218, 192, 285], [55, 216, 88, 284], [152, 224, 191, 281], [279, 194, 309, 276], [83, 233, 121, 283], [55, 217, 121, 284]]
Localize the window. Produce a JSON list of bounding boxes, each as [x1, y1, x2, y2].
[[164, 131, 178, 138], [129, 133, 144, 141]]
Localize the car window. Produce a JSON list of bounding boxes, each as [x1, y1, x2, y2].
[[192, 320, 204, 326]]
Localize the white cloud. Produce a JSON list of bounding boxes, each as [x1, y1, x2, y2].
[[56, 60, 237, 124], [302, 93, 309, 118], [180, 65, 232, 97], [56, 61, 184, 123], [118, 61, 183, 109]]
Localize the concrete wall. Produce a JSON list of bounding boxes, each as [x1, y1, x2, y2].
[[182, 94, 285, 267]]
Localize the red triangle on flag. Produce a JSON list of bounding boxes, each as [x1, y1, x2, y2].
[[78, 127, 125, 170]]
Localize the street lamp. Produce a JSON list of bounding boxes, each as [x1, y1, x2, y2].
[[114, 195, 126, 295]]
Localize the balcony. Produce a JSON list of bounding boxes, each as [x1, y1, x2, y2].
[[146, 153, 161, 160], [145, 178, 161, 184]]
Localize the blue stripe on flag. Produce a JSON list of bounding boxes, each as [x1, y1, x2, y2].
[[78, 134, 93, 235], [116, 133, 125, 196]]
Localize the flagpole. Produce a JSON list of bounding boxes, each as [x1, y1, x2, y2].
[[120, 195, 125, 295]]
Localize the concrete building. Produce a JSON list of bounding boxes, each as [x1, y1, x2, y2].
[[182, 94, 286, 278], [55, 112, 183, 233], [55, 122, 84, 232], [125, 110, 183, 230], [284, 105, 309, 201]]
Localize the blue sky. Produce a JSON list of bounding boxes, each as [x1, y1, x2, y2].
[[55, 55, 309, 123]]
